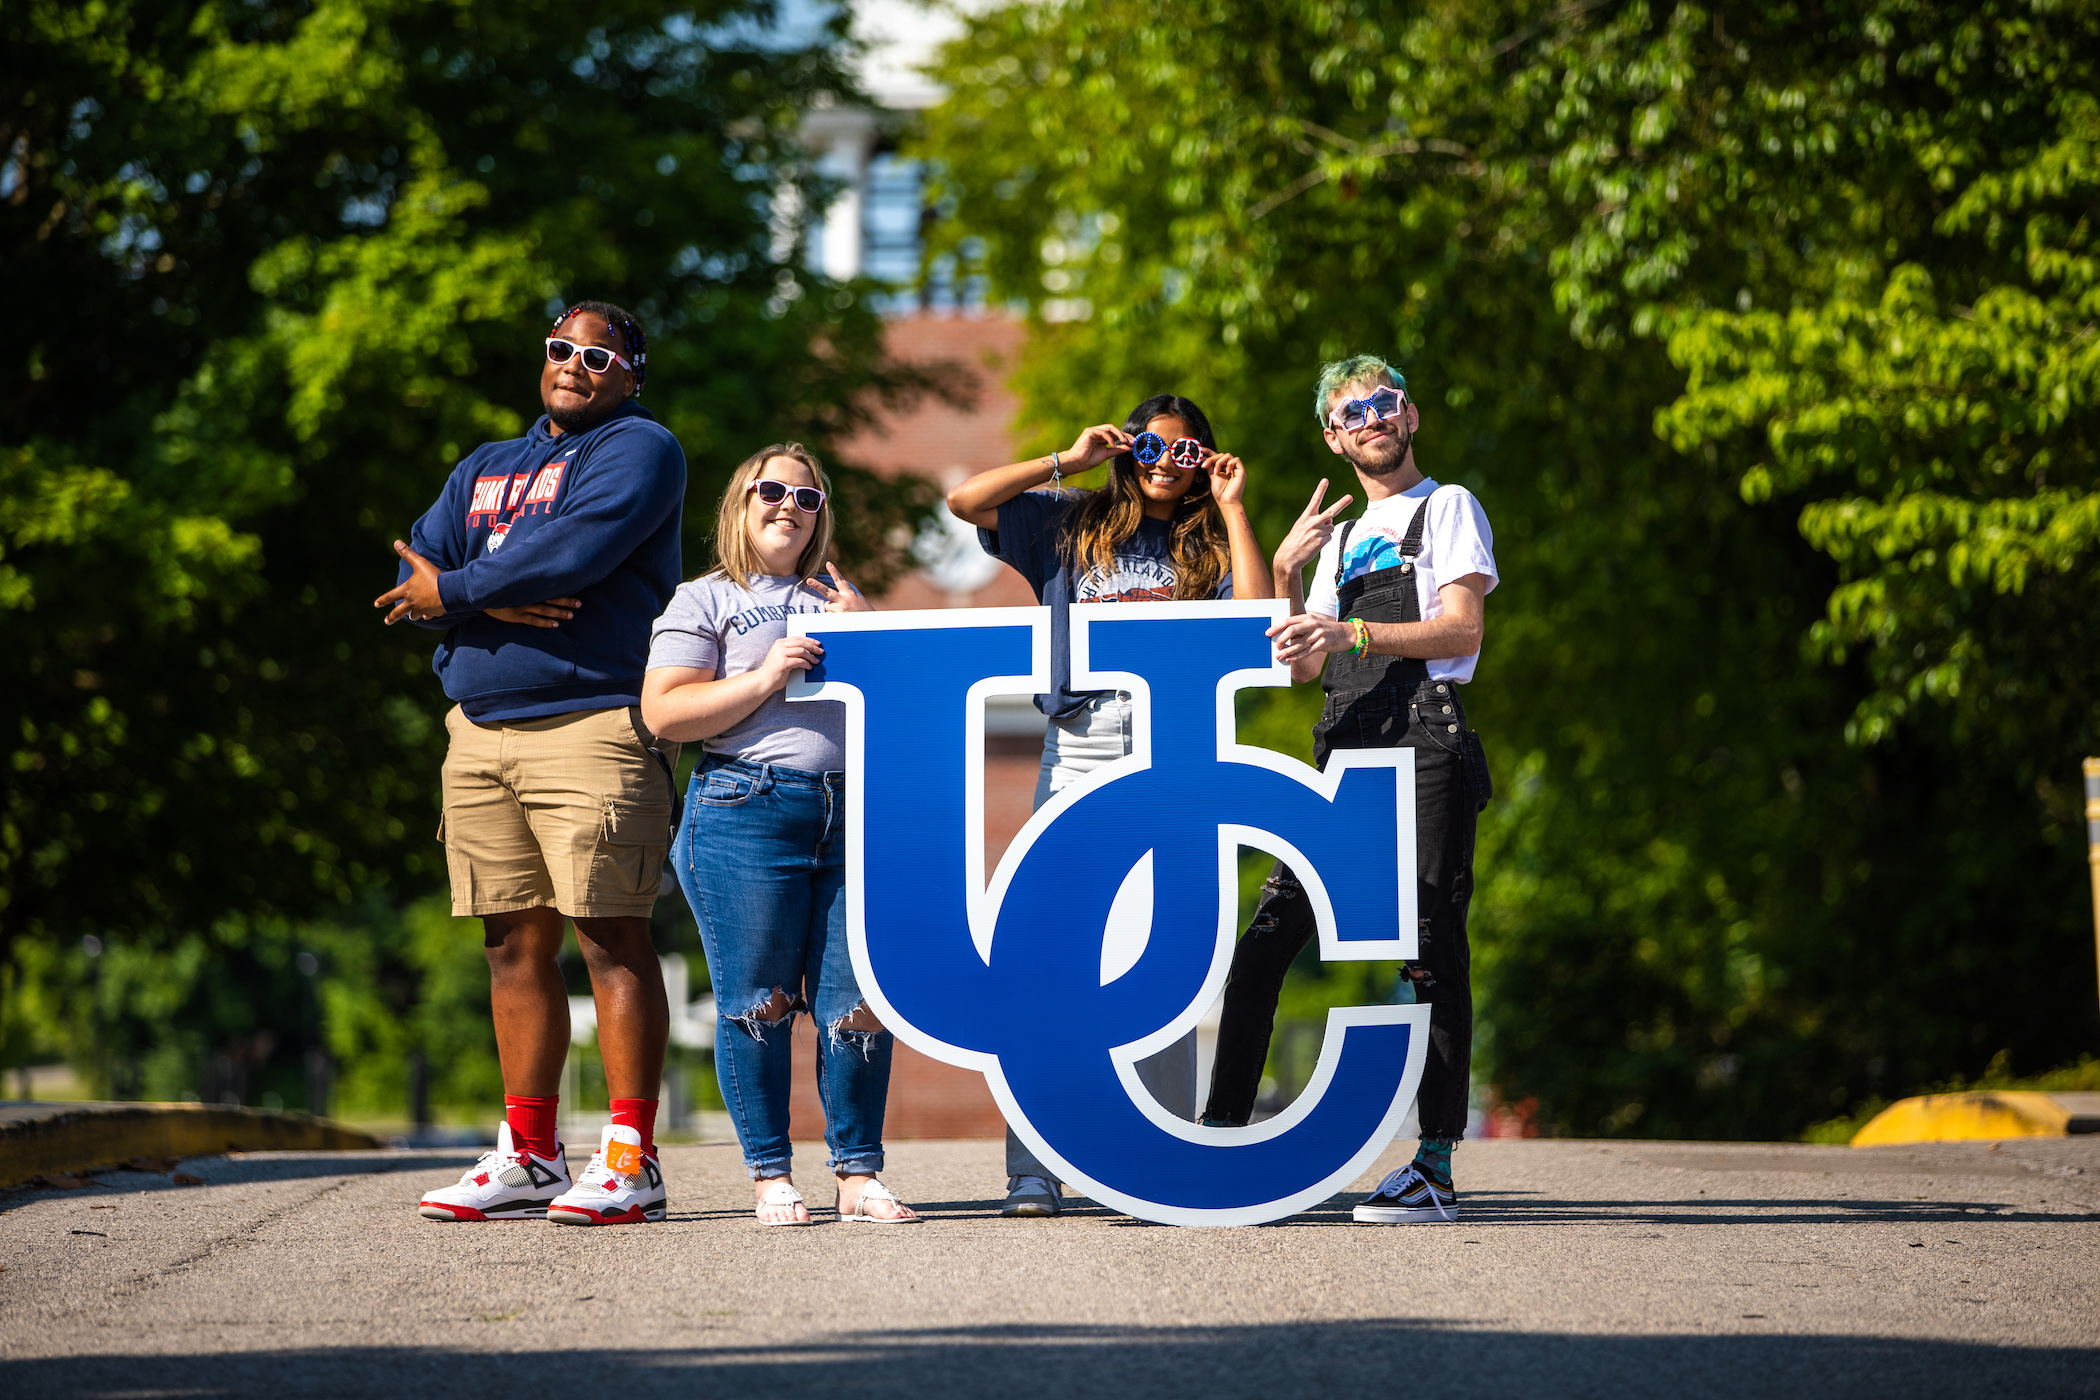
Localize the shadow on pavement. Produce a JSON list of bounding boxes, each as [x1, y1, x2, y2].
[[1160, 1189, 2079, 1229], [1457, 1195, 2082, 1227], [0, 1150, 475, 1204], [686, 1190, 2079, 1228], [6, 1320, 2090, 1398]]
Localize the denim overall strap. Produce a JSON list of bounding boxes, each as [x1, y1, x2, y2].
[[1317, 497, 1432, 743]]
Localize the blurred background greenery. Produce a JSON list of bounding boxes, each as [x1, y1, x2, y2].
[[4, 0, 2096, 1140], [0, 0, 933, 1129]]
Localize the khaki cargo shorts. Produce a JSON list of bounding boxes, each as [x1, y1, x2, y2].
[[439, 704, 679, 920]]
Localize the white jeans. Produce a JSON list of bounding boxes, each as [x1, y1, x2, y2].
[[1006, 695, 1201, 1182]]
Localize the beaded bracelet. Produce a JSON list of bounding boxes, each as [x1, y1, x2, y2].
[[1347, 617, 1370, 657]]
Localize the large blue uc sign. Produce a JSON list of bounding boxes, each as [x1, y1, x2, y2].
[[789, 600, 1428, 1226]]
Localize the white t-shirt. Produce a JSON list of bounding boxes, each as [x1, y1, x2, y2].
[[1305, 478, 1499, 684]]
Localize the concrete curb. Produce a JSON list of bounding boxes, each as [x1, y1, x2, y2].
[[1851, 1090, 2100, 1147], [0, 1101, 384, 1187]]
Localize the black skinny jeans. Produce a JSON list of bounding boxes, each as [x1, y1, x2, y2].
[[1203, 682, 1485, 1141]]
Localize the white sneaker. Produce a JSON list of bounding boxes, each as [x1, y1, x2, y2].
[[547, 1125, 668, 1225], [417, 1122, 570, 1221]]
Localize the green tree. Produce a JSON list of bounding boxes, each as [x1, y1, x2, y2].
[[1, 0, 938, 1095], [915, 0, 2098, 1136]]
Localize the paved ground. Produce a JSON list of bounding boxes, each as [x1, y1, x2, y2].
[[0, 1134, 2093, 1397]]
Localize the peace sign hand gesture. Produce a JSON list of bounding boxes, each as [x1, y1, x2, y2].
[[1274, 479, 1354, 576], [802, 560, 873, 613]]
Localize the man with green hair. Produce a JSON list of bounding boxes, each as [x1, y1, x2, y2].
[[1203, 354, 1498, 1224]]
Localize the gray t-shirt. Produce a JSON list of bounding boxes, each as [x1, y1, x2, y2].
[[646, 572, 845, 773]]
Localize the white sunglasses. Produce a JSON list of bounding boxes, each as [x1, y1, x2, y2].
[[749, 479, 827, 513], [545, 338, 634, 374]]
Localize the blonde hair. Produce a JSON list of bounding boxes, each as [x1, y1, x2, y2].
[[710, 442, 836, 588]]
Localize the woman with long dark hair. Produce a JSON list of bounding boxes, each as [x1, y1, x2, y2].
[[946, 392, 1273, 1218]]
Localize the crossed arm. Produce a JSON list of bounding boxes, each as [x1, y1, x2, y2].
[[374, 442, 681, 628], [374, 540, 581, 628]]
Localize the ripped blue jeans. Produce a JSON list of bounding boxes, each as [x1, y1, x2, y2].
[[676, 754, 891, 1180]]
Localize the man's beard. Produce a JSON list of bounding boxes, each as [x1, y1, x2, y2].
[[1343, 421, 1413, 477], [548, 399, 616, 433]]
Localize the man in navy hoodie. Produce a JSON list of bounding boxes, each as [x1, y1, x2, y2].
[[375, 302, 686, 1226]]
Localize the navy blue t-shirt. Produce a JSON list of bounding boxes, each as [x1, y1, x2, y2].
[[977, 490, 1232, 719]]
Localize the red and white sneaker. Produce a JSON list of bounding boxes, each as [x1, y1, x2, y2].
[[547, 1125, 668, 1225], [417, 1122, 571, 1222]]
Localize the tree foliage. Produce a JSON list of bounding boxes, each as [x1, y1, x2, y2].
[[916, 0, 2099, 1136], [1, 0, 936, 1086]]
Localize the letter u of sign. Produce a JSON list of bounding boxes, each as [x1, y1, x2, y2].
[[790, 599, 1428, 1226]]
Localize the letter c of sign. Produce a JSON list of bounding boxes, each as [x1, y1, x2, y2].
[[790, 600, 1428, 1226]]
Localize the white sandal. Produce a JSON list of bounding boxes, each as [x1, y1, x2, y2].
[[838, 1178, 919, 1224], [755, 1179, 812, 1226]]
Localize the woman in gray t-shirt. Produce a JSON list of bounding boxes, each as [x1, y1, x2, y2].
[[641, 442, 917, 1226]]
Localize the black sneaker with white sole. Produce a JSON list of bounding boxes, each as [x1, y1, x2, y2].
[[1352, 1164, 1458, 1224]]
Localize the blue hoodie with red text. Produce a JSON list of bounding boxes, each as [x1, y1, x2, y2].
[[398, 401, 686, 721]]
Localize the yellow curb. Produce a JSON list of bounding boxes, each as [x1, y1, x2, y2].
[[0, 1102, 384, 1187], [1850, 1091, 2071, 1147]]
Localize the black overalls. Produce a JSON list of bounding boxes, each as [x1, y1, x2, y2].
[[1202, 496, 1491, 1141]]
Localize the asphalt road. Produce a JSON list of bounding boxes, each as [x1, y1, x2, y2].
[[1, 1134, 2093, 1398]]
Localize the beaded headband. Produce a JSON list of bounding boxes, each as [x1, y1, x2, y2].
[[550, 304, 648, 394]]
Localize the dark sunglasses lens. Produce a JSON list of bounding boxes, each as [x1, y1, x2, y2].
[[1170, 438, 1205, 468], [580, 347, 614, 372], [755, 480, 788, 503], [1132, 432, 1166, 465], [546, 340, 575, 364], [792, 488, 824, 512]]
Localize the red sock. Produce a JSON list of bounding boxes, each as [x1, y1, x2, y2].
[[610, 1097, 658, 1157], [504, 1095, 558, 1159]]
